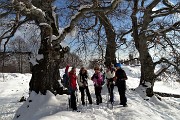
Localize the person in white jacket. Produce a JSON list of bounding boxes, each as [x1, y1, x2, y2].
[[105, 64, 116, 103], [77, 67, 92, 105]]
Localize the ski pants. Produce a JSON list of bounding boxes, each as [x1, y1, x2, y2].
[[94, 86, 102, 105], [70, 90, 77, 110], [107, 79, 114, 102], [117, 80, 127, 105], [79, 86, 92, 105]]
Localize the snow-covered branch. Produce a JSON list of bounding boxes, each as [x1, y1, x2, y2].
[[52, 0, 122, 48], [155, 21, 180, 34], [162, 0, 175, 8], [154, 57, 180, 76], [155, 57, 171, 66], [154, 57, 178, 78], [146, 0, 161, 10], [12, 0, 46, 23], [152, 5, 180, 18], [155, 65, 170, 77]]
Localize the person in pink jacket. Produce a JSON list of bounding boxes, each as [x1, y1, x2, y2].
[[91, 66, 103, 105]]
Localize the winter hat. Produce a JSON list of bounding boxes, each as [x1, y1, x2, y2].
[[115, 63, 121, 68], [94, 66, 100, 70]]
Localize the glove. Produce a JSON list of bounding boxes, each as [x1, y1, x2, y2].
[[83, 81, 87, 87], [75, 88, 78, 92], [91, 75, 95, 80], [113, 81, 115, 85], [95, 76, 98, 79]]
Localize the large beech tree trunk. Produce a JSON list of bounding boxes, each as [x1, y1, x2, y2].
[[28, 1, 63, 95], [96, 12, 116, 66], [29, 25, 62, 95], [131, 0, 156, 97], [13, 0, 122, 95], [138, 36, 156, 97]]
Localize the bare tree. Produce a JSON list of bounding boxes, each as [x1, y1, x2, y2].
[[0, 0, 122, 95], [59, 52, 83, 69], [129, 0, 180, 96], [57, 0, 125, 67]]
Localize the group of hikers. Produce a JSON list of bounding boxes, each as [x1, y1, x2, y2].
[[63, 63, 128, 111]]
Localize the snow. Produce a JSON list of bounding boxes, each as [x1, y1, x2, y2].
[[71, 4, 93, 20], [52, 6, 57, 27], [60, 41, 69, 48], [31, 5, 45, 16], [36, 54, 44, 60], [0, 65, 180, 120], [29, 54, 44, 66], [155, 65, 167, 75], [39, 23, 51, 26], [79, 4, 93, 11]]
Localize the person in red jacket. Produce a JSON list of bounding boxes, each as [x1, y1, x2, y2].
[[65, 65, 78, 111]]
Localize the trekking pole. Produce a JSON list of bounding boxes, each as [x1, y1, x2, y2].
[[106, 82, 109, 107], [106, 90, 109, 108], [85, 88, 87, 106], [110, 84, 114, 109], [76, 90, 78, 103], [67, 94, 71, 110]]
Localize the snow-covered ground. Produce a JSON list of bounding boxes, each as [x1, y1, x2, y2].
[[0, 65, 180, 120]]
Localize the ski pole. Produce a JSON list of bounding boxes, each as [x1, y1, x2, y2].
[[85, 88, 87, 106], [76, 90, 78, 103], [107, 90, 109, 107], [68, 94, 71, 110], [107, 82, 110, 107]]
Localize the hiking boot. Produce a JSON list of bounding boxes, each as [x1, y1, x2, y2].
[[89, 99, 92, 104], [73, 107, 77, 110], [73, 109, 80, 112], [110, 98, 114, 103], [123, 104, 128, 107], [110, 101, 114, 104]]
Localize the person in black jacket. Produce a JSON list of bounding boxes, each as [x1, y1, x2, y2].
[[115, 63, 128, 107]]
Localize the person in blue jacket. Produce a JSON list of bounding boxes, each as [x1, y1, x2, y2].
[[115, 63, 128, 107]]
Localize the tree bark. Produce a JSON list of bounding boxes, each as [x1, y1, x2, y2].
[[96, 12, 117, 67], [138, 37, 155, 97], [131, 0, 156, 97], [12, 0, 122, 95], [28, 1, 63, 95], [29, 25, 62, 95]]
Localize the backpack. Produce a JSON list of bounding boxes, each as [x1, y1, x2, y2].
[[61, 72, 70, 88]]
